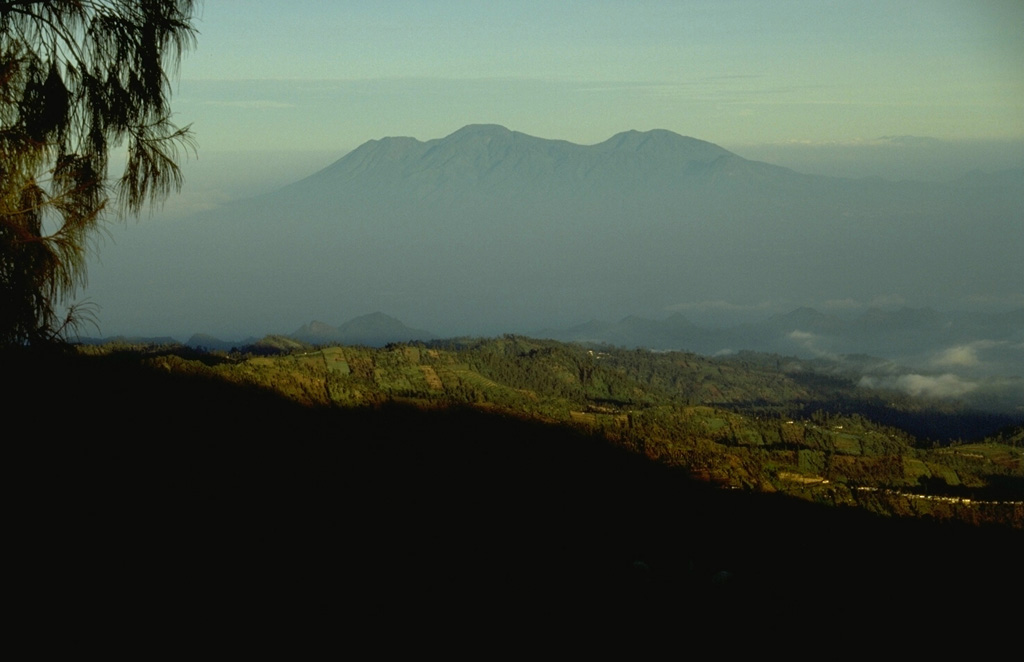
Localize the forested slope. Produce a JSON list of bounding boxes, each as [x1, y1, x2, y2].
[[9, 343, 1022, 639], [69, 336, 1024, 526]]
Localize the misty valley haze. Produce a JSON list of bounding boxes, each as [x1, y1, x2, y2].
[[85, 124, 1022, 409]]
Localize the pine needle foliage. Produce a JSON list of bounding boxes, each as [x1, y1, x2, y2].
[[0, 1, 197, 345]]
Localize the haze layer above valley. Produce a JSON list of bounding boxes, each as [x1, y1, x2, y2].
[[88, 124, 1021, 339]]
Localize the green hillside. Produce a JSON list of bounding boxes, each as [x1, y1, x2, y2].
[[10, 340, 1023, 637], [81, 335, 1023, 528]]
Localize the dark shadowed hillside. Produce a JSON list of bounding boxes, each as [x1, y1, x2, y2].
[[10, 344, 1022, 644]]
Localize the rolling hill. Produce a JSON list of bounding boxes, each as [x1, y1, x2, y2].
[[11, 337, 1021, 639]]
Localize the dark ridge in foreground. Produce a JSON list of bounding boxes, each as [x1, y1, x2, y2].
[[9, 349, 1022, 642]]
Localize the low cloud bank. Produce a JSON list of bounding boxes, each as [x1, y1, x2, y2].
[[857, 372, 1024, 415], [880, 373, 978, 399], [787, 330, 843, 362]]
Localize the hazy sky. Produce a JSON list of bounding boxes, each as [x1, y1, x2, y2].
[[176, 1, 1024, 152], [143, 0, 1024, 210], [81, 1, 1023, 341]]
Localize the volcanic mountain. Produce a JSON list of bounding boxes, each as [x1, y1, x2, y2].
[[91, 124, 1023, 339]]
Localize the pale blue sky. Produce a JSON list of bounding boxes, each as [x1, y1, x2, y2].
[[172, 0, 1024, 157], [82, 1, 1024, 340]]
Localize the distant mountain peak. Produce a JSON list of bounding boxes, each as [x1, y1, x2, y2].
[[606, 128, 686, 143], [438, 124, 525, 150], [305, 125, 748, 192], [294, 320, 339, 337], [291, 313, 434, 347], [448, 123, 513, 137], [598, 128, 734, 159]]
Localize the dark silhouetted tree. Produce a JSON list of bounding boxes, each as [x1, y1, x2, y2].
[[1, 1, 197, 344]]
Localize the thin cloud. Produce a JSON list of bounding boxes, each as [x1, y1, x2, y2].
[[964, 293, 1024, 308], [869, 294, 907, 308], [932, 345, 982, 368], [787, 330, 842, 361], [932, 340, 1019, 367], [666, 300, 775, 313], [859, 373, 979, 399], [821, 298, 864, 311], [896, 374, 979, 399], [202, 100, 297, 109], [788, 330, 816, 342], [764, 136, 946, 148]]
